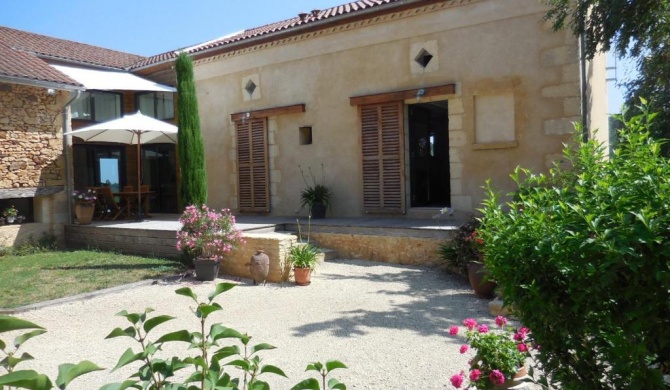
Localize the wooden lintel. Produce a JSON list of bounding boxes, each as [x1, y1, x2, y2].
[[231, 104, 305, 122], [349, 84, 456, 106]]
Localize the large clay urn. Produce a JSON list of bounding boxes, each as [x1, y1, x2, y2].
[[249, 250, 270, 285]]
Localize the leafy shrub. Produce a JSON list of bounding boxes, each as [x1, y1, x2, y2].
[[0, 283, 348, 390], [438, 217, 480, 276], [479, 102, 670, 389], [0, 233, 58, 257]]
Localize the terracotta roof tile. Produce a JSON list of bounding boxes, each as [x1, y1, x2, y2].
[[0, 26, 145, 69], [0, 42, 81, 87], [132, 0, 400, 69]]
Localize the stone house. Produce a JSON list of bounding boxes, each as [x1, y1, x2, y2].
[[140, 0, 608, 219], [0, 26, 176, 246]]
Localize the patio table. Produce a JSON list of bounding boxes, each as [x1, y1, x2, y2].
[[113, 191, 154, 219]]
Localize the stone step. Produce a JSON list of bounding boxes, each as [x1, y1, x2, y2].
[[320, 248, 337, 261]]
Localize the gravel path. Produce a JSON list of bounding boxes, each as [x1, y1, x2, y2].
[[4, 259, 495, 389]]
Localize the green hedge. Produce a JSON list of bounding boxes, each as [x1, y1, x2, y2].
[[480, 103, 670, 389]]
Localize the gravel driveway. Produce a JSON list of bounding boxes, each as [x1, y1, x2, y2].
[[4, 259, 494, 389]]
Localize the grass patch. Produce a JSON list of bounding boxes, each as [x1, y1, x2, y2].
[[0, 249, 185, 309]]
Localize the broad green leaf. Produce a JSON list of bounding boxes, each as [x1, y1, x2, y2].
[[0, 316, 44, 333], [0, 339, 5, 351], [14, 329, 47, 348], [175, 287, 198, 302], [325, 360, 348, 372], [155, 330, 192, 344], [115, 311, 141, 325], [251, 343, 276, 355], [328, 378, 346, 390], [224, 359, 250, 370], [211, 345, 240, 361], [305, 362, 323, 372], [2, 352, 34, 369], [143, 315, 175, 333], [289, 378, 321, 390], [196, 304, 222, 319], [0, 369, 53, 389], [55, 360, 103, 389], [207, 283, 236, 302], [98, 380, 140, 390], [210, 325, 244, 341], [112, 348, 143, 372], [249, 380, 270, 390], [139, 308, 154, 324], [105, 327, 136, 339], [260, 364, 287, 377]]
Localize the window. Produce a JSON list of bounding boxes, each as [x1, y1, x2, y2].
[[136, 92, 174, 120], [71, 91, 122, 122], [299, 126, 313, 145]]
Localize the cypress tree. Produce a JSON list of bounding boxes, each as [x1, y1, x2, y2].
[[175, 52, 207, 207]]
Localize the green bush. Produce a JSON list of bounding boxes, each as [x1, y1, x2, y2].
[[479, 102, 670, 389]]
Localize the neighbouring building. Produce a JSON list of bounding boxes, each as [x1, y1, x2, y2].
[[0, 26, 177, 246], [139, 0, 608, 219]]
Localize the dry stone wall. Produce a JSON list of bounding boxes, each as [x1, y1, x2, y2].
[[0, 83, 65, 189]]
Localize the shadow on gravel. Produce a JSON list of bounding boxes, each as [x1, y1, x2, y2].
[[291, 259, 490, 338]]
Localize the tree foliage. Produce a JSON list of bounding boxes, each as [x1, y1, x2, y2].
[[176, 52, 207, 208], [480, 103, 670, 389], [544, 0, 670, 59], [544, 1, 670, 152]]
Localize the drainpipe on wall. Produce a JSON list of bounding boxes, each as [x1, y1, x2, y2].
[[580, 32, 589, 143], [63, 90, 81, 224]]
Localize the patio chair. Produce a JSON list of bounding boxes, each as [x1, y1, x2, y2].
[[97, 186, 122, 220]]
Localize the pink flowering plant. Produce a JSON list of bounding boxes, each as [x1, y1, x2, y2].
[[176, 204, 244, 262], [449, 316, 532, 389]]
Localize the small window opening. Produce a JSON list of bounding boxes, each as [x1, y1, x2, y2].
[[299, 126, 313, 145], [414, 49, 433, 68], [245, 80, 257, 96]]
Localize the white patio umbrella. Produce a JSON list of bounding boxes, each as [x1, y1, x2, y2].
[[65, 111, 178, 220]]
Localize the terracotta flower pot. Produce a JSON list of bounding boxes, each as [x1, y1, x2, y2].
[[467, 262, 496, 299], [75, 203, 95, 225], [495, 364, 528, 389], [294, 267, 312, 286]]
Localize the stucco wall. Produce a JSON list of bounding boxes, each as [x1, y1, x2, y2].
[[0, 82, 68, 244], [194, 0, 604, 217]]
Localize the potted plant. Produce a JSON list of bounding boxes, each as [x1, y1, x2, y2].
[[176, 204, 244, 281], [3, 206, 18, 223], [439, 216, 495, 298], [289, 217, 320, 285], [299, 164, 332, 219], [449, 316, 533, 389], [72, 189, 97, 225]]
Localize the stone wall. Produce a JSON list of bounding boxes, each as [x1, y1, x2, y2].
[[0, 83, 66, 189], [0, 82, 68, 246]]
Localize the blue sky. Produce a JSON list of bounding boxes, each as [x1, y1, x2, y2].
[[1, 1, 632, 113], [0, 0, 342, 56]]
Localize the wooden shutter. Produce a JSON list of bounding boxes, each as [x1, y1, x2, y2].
[[236, 118, 269, 212], [360, 102, 405, 213]]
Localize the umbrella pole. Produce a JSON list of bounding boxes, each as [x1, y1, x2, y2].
[[135, 133, 143, 221]]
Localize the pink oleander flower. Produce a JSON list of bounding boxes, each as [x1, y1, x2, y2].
[[460, 344, 469, 354], [489, 369, 506, 385], [495, 315, 508, 328], [517, 343, 528, 352], [450, 372, 465, 388], [469, 369, 481, 382], [176, 204, 244, 262], [477, 324, 489, 333], [463, 318, 478, 330], [449, 326, 459, 335]]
